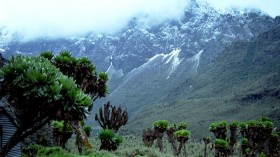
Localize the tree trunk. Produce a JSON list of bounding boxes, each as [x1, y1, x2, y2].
[[154, 127, 165, 152], [72, 120, 92, 154], [157, 138, 164, 152], [166, 130, 178, 155], [204, 144, 208, 157]]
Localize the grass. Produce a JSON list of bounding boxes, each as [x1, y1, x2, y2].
[[27, 135, 244, 157]]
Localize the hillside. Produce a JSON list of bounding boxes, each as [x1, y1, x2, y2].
[[124, 26, 280, 138]]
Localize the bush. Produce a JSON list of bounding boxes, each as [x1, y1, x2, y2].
[[99, 129, 123, 151], [83, 125, 93, 137]]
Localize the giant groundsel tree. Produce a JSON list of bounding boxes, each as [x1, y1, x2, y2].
[[0, 55, 92, 156]]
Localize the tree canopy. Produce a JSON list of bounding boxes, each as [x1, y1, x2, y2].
[[41, 51, 108, 109], [0, 53, 104, 156]]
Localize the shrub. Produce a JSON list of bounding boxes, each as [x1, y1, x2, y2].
[[98, 129, 123, 151], [83, 125, 93, 137]]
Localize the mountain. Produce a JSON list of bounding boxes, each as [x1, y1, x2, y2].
[[124, 25, 280, 138], [0, 0, 280, 138]]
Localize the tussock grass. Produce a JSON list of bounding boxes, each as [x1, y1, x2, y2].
[[31, 136, 242, 157]]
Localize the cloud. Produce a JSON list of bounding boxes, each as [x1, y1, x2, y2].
[[198, 0, 280, 17], [0, 0, 187, 41], [0, 0, 279, 41]]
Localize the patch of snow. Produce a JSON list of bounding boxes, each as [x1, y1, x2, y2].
[[110, 49, 183, 95], [106, 62, 123, 79], [188, 50, 203, 73], [164, 49, 182, 79]]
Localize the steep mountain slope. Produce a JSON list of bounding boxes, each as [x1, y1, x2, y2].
[[100, 2, 279, 118], [125, 26, 280, 138]]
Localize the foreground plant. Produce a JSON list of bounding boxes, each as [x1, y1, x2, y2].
[[209, 120, 238, 156], [165, 122, 190, 156], [239, 117, 280, 156], [142, 120, 191, 156], [0, 55, 91, 156], [142, 120, 169, 152], [210, 121, 227, 140], [41, 51, 108, 153], [153, 120, 169, 152], [229, 121, 238, 154], [166, 125, 178, 155], [95, 101, 128, 132], [214, 139, 229, 157], [98, 129, 123, 151], [142, 128, 156, 147], [51, 120, 74, 148], [203, 136, 211, 157], [175, 129, 191, 156]]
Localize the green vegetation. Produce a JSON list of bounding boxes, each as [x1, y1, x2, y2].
[[239, 122, 247, 131], [83, 125, 93, 137], [239, 117, 279, 156], [95, 101, 128, 132], [23, 115, 280, 157], [98, 129, 123, 151], [42, 51, 108, 153], [0, 55, 92, 156], [153, 120, 169, 129], [229, 121, 238, 128], [210, 121, 227, 131], [214, 139, 229, 149], [40, 51, 54, 60], [174, 130, 191, 139], [51, 121, 74, 132], [41, 51, 107, 103], [240, 138, 248, 145]]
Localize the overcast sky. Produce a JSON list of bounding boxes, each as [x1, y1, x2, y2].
[[0, 0, 279, 41]]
